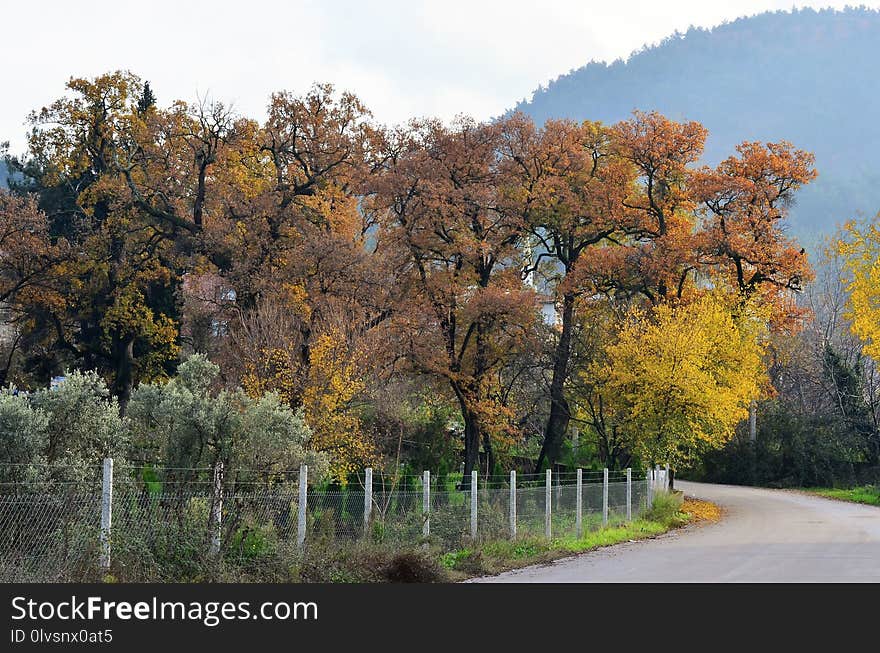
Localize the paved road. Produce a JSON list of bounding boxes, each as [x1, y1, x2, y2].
[[472, 480, 880, 582]]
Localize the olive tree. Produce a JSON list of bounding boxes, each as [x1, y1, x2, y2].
[[127, 354, 328, 483]]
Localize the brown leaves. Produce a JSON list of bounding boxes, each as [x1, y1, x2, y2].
[[0, 193, 67, 305], [693, 140, 817, 326]]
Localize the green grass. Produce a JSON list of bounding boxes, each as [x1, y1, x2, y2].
[[554, 519, 670, 553], [805, 485, 880, 506], [443, 491, 690, 579]]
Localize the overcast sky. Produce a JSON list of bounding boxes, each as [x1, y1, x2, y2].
[[2, 1, 878, 153]]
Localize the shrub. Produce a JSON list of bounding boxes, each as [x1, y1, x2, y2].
[[31, 370, 127, 481], [644, 491, 686, 528], [127, 354, 329, 479], [0, 389, 48, 484]]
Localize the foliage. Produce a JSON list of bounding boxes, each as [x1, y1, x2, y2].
[[0, 371, 125, 484], [362, 382, 461, 477], [4, 72, 182, 401], [692, 399, 868, 488], [440, 500, 696, 579], [300, 329, 374, 478], [597, 293, 768, 469], [371, 117, 542, 479], [838, 219, 880, 361], [679, 498, 721, 522], [807, 486, 880, 506], [0, 389, 49, 484], [643, 491, 687, 528], [1, 69, 820, 480], [31, 370, 127, 479], [127, 354, 329, 478]]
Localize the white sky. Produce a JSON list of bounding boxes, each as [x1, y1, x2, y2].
[[2, 1, 877, 153]]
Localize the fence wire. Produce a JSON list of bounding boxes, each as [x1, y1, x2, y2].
[[0, 489, 100, 581], [0, 463, 656, 581]]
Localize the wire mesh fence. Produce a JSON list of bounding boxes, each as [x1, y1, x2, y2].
[[0, 488, 101, 581], [0, 461, 660, 581]]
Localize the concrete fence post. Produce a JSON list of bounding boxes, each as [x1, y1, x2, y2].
[[602, 468, 609, 527], [99, 457, 113, 573], [422, 471, 430, 539], [647, 469, 653, 507], [665, 463, 670, 491], [297, 464, 308, 549], [509, 470, 516, 539], [575, 468, 583, 539], [363, 467, 373, 536], [545, 468, 552, 539], [470, 470, 478, 541], [626, 468, 632, 522], [209, 460, 224, 555]]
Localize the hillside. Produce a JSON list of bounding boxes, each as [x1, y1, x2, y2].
[[513, 7, 880, 247]]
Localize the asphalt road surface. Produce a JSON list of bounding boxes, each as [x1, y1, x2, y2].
[[472, 480, 880, 582]]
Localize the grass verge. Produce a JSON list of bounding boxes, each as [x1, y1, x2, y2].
[[802, 485, 880, 506], [443, 491, 720, 580]]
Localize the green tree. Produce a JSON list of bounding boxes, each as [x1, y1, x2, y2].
[[127, 354, 328, 481], [31, 370, 128, 480], [0, 389, 49, 485]]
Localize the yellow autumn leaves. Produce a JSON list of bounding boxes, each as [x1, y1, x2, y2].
[[300, 332, 375, 478], [588, 292, 768, 468], [242, 329, 375, 479], [838, 220, 880, 361]]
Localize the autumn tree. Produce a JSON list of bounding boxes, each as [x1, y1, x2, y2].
[[567, 298, 633, 468], [370, 117, 540, 481], [694, 140, 816, 326], [527, 113, 816, 470], [0, 193, 70, 384], [4, 71, 821, 482], [597, 292, 768, 471], [117, 80, 387, 472], [499, 116, 639, 470], [6, 72, 181, 402], [600, 110, 707, 303], [216, 85, 388, 475], [0, 193, 64, 304], [838, 218, 880, 361]]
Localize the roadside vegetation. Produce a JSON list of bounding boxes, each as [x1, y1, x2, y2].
[[439, 492, 723, 581], [95, 492, 719, 583], [802, 486, 880, 506]]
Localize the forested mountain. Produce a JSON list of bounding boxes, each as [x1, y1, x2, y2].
[[513, 7, 880, 247]]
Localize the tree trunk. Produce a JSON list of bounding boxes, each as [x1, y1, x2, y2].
[[536, 292, 575, 472], [112, 335, 135, 415], [482, 432, 495, 477], [452, 384, 481, 490], [461, 409, 480, 490]]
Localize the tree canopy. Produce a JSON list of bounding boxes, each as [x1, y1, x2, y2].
[[0, 71, 817, 480]]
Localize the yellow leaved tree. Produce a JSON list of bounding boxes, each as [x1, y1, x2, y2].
[[301, 329, 375, 478], [596, 292, 768, 470], [838, 220, 880, 360], [241, 319, 376, 480]]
